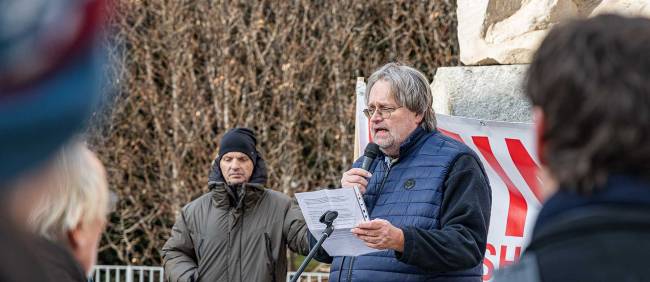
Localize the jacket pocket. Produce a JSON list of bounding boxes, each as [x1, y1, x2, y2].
[[264, 232, 276, 282], [189, 232, 203, 261], [196, 237, 204, 261]]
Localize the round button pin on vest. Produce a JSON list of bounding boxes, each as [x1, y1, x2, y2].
[[404, 179, 415, 190]]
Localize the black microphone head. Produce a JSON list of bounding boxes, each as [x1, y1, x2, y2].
[[320, 210, 338, 225], [364, 143, 380, 159]]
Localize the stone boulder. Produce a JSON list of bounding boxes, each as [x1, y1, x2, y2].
[[430, 65, 532, 122], [458, 0, 650, 65], [592, 0, 650, 17]]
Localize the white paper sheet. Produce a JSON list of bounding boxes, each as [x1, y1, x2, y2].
[[295, 187, 378, 256]]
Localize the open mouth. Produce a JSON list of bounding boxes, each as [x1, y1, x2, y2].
[[374, 127, 389, 135]]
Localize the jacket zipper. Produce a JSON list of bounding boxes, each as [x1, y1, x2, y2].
[[347, 160, 394, 282], [346, 257, 354, 281], [264, 232, 276, 282], [227, 219, 232, 281], [228, 205, 239, 282], [376, 159, 394, 199]]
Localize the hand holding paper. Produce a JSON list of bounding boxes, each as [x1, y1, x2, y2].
[[351, 219, 405, 252], [295, 187, 378, 256]]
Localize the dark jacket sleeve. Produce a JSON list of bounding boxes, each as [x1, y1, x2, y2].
[[310, 232, 334, 263], [284, 198, 311, 256], [290, 199, 334, 263], [308, 157, 366, 263], [395, 154, 492, 272], [162, 209, 198, 282]]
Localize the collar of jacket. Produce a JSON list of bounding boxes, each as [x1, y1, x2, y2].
[[211, 182, 266, 210], [534, 174, 650, 231], [378, 126, 433, 159], [35, 237, 87, 281]]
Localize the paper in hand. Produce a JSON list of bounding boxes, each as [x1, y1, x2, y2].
[[295, 187, 378, 256]]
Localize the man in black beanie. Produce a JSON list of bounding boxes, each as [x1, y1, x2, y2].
[[213, 128, 260, 203], [219, 128, 258, 162], [162, 128, 311, 282]]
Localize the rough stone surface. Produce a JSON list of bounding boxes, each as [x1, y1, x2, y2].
[[457, 0, 650, 65], [591, 0, 650, 17], [457, 0, 582, 65], [431, 65, 532, 122]]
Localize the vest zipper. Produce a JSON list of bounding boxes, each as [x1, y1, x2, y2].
[[376, 159, 395, 196], [345, 159, 396, 281], [346, 256, 356, 281], [337, 257, 345, 282]]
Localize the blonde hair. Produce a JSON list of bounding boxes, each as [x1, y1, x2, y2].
[[28, 140, 109, 242]]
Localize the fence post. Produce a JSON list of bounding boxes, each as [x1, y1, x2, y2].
[[126, 265, 133, 282]]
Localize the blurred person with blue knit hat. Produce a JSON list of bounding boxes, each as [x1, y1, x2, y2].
[[0, 0, 110, 281]]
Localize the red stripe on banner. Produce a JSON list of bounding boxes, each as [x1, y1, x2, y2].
[[472, 136, 527, 237], [438, 128, 464, 143], [506, 138, 543, 202]]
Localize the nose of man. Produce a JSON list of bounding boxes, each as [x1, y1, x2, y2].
[[370, 111, 384, 122], [229, 161, 242, 171]]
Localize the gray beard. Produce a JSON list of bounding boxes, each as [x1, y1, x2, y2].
[[375, 132, 400, 157]]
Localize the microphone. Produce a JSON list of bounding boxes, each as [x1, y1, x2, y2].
[[319, 210, 339, 226], [361, 143, 380, 171]]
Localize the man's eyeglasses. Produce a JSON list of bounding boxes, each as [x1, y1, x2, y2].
[[362, 106, 403, 119]]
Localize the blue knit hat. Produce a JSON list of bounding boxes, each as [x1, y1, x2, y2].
[[0, 0, 107, 185]]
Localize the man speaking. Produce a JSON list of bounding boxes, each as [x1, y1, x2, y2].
[[315, 63, 492, 282]]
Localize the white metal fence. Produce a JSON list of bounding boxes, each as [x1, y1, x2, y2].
[[92, 265, 328, 282], [287, 271, 329, 282], [92, 265, 164, 282]]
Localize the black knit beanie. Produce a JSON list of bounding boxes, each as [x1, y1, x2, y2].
[[218, 128, 258, 165]]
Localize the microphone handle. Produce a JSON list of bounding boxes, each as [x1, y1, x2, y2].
[[360, 156, 374, 171]]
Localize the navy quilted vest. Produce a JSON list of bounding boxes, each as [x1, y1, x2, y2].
[[329, 128, 483, 282]]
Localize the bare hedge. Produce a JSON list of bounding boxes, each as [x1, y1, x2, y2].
[[89, 0, 459, 265]]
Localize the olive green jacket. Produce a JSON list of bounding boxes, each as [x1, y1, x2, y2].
[[162, 182, 310, 282]]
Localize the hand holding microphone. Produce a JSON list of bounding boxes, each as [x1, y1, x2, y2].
[[341, 143, 379, 193]]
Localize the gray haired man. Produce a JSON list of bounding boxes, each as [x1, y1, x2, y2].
[[314, 63, 492, 282], [27, 141, 111, 281]]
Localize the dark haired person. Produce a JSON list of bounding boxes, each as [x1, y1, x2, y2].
[[162, 128, 310, 282], [495, 14, 650, 282]]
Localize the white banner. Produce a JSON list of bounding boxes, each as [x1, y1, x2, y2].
[[354, 83, 542, 281]]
